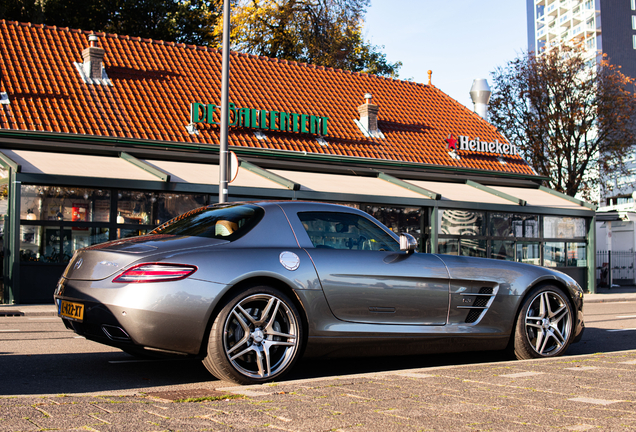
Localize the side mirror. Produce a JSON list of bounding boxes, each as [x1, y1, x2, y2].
[[399, 233, 417, 254]]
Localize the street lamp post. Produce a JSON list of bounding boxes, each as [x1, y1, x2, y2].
[[218, 0, 231, 203]]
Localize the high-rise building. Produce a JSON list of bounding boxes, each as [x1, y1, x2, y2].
[[527, 0, 636, 209]]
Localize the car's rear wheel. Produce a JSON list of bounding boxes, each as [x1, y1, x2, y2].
[[513, 285, 574, 360], [203, 286, 303, 384]]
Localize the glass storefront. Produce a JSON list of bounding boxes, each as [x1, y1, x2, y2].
[[19, 185, 209, 264], [435, 210, 587, 270]]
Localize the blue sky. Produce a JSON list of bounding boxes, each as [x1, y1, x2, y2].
[[364, 0, 528, 109]]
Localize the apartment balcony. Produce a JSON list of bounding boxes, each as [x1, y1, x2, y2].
[[535, 0, 546, 5], [547, 2, 559, 16], [537, 28, 547, 40]]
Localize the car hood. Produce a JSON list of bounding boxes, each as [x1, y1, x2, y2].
[[63, 234, 229, 281]]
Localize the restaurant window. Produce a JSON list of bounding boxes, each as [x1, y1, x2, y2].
[[20, 226, 110, 263], [490, 213, 539, 238], [460, 238, 487, 258], [517, 242, 541, 265], [361, 205, 421, 250], [492, 240, 515, 261], [20, 186, 112, 263], [117, 190, 208, 226], [21, 186, 111, 222], [438, 238, 458, 255], [567, 242, 587, 267], [543, 216, 586, 238], [440, 210, 484, 236], [544, 242, 566, 267]]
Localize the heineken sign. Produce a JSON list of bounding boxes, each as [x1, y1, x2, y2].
[[446, 134, 518, 156], [190, 103, 328, 136]]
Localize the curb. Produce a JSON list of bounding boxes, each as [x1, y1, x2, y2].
[[0, 306, 57, 317]]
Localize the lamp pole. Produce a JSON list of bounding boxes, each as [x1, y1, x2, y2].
[[218, 0, 231, 203]]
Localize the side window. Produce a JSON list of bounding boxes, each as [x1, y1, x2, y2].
[[298, 211, 399, 251]]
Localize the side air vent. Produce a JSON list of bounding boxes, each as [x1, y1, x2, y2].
[[459, 286, 499, 324]]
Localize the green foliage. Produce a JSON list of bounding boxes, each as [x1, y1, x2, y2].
[[489, 47, 636, 201], [0, 0, 221, 45], [222, 0, 401, 77]]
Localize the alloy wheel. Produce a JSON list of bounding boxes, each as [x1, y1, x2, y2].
[[524, 290, 572, 356], [223, 293, 299, 379]]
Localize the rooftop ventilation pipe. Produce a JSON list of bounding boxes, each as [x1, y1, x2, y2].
[[469, 78, 491, 121]]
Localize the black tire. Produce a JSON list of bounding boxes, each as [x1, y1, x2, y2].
[[513, 285, 574, 360], [203, 286, 303, 384]]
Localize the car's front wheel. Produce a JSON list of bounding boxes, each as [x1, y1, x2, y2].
[[513, 285, 574, 360], [203, 286, 303, 384]]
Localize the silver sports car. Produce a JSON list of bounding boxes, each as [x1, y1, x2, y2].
[[54, 201, 585, 384]]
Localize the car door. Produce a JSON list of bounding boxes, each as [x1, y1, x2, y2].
[[294, 210, 450, 325]]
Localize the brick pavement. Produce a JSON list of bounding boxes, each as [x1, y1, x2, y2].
[[1, 350, 634, 431]]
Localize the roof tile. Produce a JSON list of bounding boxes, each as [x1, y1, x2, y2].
[[0, 20, 534, 175]]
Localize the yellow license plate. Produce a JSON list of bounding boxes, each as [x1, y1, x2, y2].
[[59, 300, 84, 322]]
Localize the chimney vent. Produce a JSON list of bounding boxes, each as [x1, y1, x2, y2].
[[355, 93, 383, 138], [74, 34, 112, 85], [82, 34, 105, 80], [469, 78, 491, 121]]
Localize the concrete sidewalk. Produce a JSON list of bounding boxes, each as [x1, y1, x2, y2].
[[1, 350, 635, 431], [2, 286, 635, 317]]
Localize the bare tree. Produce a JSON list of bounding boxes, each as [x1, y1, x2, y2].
[[489, 47, 636, 202]]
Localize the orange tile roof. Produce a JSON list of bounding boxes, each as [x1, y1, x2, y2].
[[0, 20, 535, 175]]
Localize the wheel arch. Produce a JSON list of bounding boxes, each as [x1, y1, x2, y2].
[[197, 275, 309, 357]]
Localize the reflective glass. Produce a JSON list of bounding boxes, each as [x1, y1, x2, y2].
[[441, 210, 484, 236], [492, 240, 515, 261], [543, 216, 586, 238], [21, 186, 111, 222], [438, 238, 459, 255], [567, 242, 587, 267], [152, 204, 264, 241], [298, 211, 399, 251], [517, 242, 541, 265], [490, 213, 539, 238], [117, 191, 208, 225], [461, 238, 487, 258], [362, 206, 421, 236], [20, 227, 109, 263], [544, 242, 566, 267]]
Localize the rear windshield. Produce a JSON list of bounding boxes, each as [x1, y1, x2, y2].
[[150, 204, 264, 241]]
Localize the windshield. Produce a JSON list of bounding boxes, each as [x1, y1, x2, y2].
[[150, 204, 264, 241]]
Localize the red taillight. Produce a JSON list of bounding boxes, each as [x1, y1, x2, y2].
[[113, 263, 198, 283]]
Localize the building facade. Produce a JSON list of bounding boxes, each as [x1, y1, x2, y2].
[[527, 0, 636, 207], [0, 20, 596, 303]]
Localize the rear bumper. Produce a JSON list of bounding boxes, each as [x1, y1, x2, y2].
[[54, 276, 226, 355]]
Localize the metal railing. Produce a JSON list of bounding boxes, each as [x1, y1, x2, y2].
[[596, 250, 635, 286]]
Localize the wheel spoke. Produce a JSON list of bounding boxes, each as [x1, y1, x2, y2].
[[236, 304, 257, 326], [550, 326, 566, 345], [550, 303, 565, 317], [254, 347, 266, 377], [534, 329, 545, 354], [267, 340, 295, 347], [266, 330, 297, 339], [263, 299, 282, 331], [537, 330, 550, 354], [539, 293, 550, 317], [551, 306, 568, 325], [229, 344, 256, 362], [255, 297, 276, 327], [262, 343, 272, 377], [526, 322, 543, 329], [232, 310, 251, 333]]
